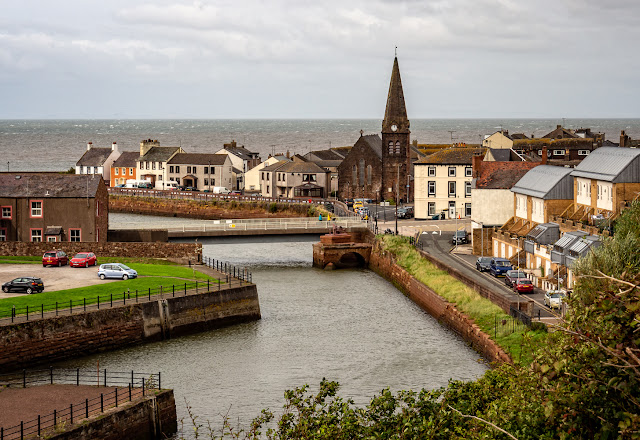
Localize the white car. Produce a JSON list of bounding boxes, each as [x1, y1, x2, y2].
[[98, 263, 138, 280], [544, 291, 566, 309]]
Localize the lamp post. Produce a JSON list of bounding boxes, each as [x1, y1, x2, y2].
[[161, 166, 165, 190], [208, 161, 211, 192]]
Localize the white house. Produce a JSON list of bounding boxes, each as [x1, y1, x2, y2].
[[76, 142, 121, 185]]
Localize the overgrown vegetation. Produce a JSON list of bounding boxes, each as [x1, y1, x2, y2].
[[176, 202, 640, 439]]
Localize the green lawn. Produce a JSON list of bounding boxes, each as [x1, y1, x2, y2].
[[0, 256, 42, 264]]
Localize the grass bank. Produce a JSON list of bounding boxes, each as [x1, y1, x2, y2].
[[380, 235, 548, 366]]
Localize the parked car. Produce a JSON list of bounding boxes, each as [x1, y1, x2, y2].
[[489, 258, 512, 277], [396, 207, 414, 219], [476, 257, 492, 272], [2, 277, 44, 294], [353, 201, 364, 212], [452, 230, 469, 245], [70, 252, 97, 268], [544, 291, 566, 309], [98, 263, 138, 280], [513, 278, 534, 294], [230, 190, 242, 195], [504, 270, 527, 287], [42, 250, 68, 267]]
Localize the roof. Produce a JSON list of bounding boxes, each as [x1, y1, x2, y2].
[[112, 151, 139, 168], [0, 173, 102, 198], [475, 161, 539, 189], [526, 223, 559, 241], [262, 160, 291, 172], [510, 133, 529, 140], [138, 146, 181, 163], [488, 149, 513, 161], [568, 235, 600, 255], [554, 230, 588, 250], [307, 149, 344, 161], [278, 161, 327, 174], [382, 57, 409, 133], [542, 126, 578, 139], [511, 165, 574, 200], [570, 147, 640, 183], [416, 148, 485, 165], [222, 146, 258, 161], [167, 153, 228, 166], [76, 147, 113, 167]]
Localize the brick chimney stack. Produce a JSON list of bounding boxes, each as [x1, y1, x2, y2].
[[87, 141, 92, 151], [542, 146, 548, 165], [472, 153, 483, 178]]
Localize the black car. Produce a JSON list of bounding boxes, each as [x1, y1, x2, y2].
[[396, 207, 414, 219], [476, 257, 492, 272], [2, 277, 45, 294], [452, 230, 469, 245]]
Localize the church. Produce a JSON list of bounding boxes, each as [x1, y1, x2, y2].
[[337, 56, 411, 203]]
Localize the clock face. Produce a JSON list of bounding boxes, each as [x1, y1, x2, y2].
[[391, 124, 398, 132]]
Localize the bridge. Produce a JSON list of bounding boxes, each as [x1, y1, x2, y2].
[[110, 216, 369, 238]]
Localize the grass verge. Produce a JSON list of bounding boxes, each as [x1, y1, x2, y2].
[[380, 235, 548, 366]]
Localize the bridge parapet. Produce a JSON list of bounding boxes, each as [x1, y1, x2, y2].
[[313, 232, 372, 269]]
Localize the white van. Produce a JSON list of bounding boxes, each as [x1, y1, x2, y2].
[[161, 181, 179, 190], [125, 179, 152, 189], [212, 187, 230, 194]]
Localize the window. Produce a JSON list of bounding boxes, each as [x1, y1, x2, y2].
[[428, 167, 436, 177], [277, 173, 281, 181], [187, 166, 191, 173], [465, 167, 472, 177], [69, 229, 81, 242], [175, 166, 180, 173], [303, 174, 317, 182], [359, 159, 365, 186], [170, 166, 174, 173], [388, 141, 394, 155], [176, 178, 180, 184], [448, 181, 456, 197], [47, 236, 57, 242], [262, 172, 265, 180], [267, 173, 270, 181], [192, 167, 197, 174], [465, 203, 472, 217], [152, 162, 156, 170], [204, 167, 208, 174], [537, 150, 543, 156], [128, 167, 133, 175], [30, 200, 43, 218], [578, 150, 590, 156], [448, 167, 456, 177], [115, 168, 119, 175], [1, 206, 11, 219], [30, 229, 43, 242], [553, 149, 565, 156], [367, 165, 372, 185], [267, 186, 270, 194], [210, 167, 215, 174], [395, 141, 401, 155], [353, 165, 357, 186], [204, 179, 209, 186], [428, 202, 436, 216], [428, 181, 436, 196], [0, 228, 6, 241], [465, 181, 471, 197]]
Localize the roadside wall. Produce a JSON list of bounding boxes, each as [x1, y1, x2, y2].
[[0, 241, 201, 261], [0, 285, 260, 373], [49, 390, 176, 440]]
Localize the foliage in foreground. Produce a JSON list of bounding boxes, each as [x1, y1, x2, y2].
[[179, 202, 640, 439]]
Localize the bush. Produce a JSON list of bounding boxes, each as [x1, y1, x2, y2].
[[268, 203, 278, 213]]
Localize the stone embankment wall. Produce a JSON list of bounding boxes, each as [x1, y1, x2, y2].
[[0, 241, 201, 261], [110, 196, 313, 220], [364, 232, 511, 365], [49, 390, 176, 440], [0, 285, 260, 373]]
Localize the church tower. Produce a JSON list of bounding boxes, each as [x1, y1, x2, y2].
[[381, 56, 411, 202]]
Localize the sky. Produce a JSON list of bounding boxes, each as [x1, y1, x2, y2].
[[1, 0, 639, 119]]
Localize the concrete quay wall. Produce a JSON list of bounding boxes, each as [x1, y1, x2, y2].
[[0, 285, 260, 373]]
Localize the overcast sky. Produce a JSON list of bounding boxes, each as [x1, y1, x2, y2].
[[1, 0, 639, 119]]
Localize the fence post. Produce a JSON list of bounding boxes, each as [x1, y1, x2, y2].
[[97, 296, 100, 309], [184, 283, 186, 295], [172, 285, 175, 297], [207, 279, 209, 291], [41, 303, 44, 319], [70, 403, 73, 424], [77, 368, 80, 386], [26, 305, 29, 320], [129, 384, 132, 401], [110, 294, 112, 308], [53, 409, 56, 427], [104, 369, 107, 387], [115, 388, 118, 407], [195, 281, 198, 294], [136, 289, 138, 303], [86, 399, 89, 418], [148, 288, 151, 301], [21, 421, 23, 439], [142, 378, 145, 396], [70, 299, 72, 314], [101, 394, 104, 412], [131, 370, 134, 387], [50, 366, 53, 385], [83, 298, 86, 312], [23, 369, 26, 388], [11, 305, 14, 323], [158, 372, 161, 390], [38, 415, 40, 436]]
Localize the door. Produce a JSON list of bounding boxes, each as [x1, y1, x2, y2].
[[448, 201, 456, 219]]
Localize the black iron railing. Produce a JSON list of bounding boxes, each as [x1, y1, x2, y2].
[[0, 368, 161, 440]]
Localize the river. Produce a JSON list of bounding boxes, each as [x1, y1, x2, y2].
[[59, 217, 488, 436]]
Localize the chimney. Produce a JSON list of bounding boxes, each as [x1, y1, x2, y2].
[[621, 130, 627, 148], [542, 146, 548, 165], [286, 150, 290, 159], [557, 125, 562, 129], [472, 153, 483, 178], [87, 142, 92, 151], [112, 141, 118, 151]]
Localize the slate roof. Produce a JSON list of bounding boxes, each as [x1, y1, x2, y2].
[[0, 173, 102, 198], [308, 149, 344, 161], [510, 133, 529, 140], [416, 148, 485, 165], [138, 147, 181, 163], [511, 165, 574, 200], [382, 57, 409, 133], [475, 162, 539, 190], [167, 153, 228, 166], [223, 146, 258, 161], [542, 126, 578, 139], [262, 160, 291, 172], [278, 161, 327, 174], [112, 151, 139, 168], [359, 134, 383, 159], [76, 147, 113, 167], [570, 146, 640, 183], [488, 149, 513, 162]]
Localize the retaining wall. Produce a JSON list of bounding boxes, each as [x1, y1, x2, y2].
[[49, 390, 176, 440], [0, 285, 260, 373]]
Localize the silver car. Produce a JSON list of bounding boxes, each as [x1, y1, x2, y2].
[[98, 263, 138, 280], [544, 291, 566, 309]]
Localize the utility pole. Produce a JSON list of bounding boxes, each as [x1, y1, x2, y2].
[[395, 165, 399, 235]]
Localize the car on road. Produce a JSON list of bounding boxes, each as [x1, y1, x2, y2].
[[489, 258, 512, 277], [513, 278, 534, 294], [452, 230, 469, 245], [476, 257, 492, 272], [42, 250, 68, 267], [504, 270, 528, 287], [98, 263, 138, 280], [544, 291, 566, 309], [2, 277, 44, 294], [396, 207, 414, 219], [230, 190, 242, 195], [70, 252, 97, 268], [353, 201, 364, 212]]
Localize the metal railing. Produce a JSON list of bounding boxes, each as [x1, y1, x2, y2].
[[108, 187, 323, 204], [0, 368, 161, 440], [0, 264, 252, 326]]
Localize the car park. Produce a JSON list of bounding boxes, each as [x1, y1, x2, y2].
[[452, 230, 469, 245], [70, 252, 97, 268], [42, 250, 68, 267], [2, 277, 44, 294], [489, 258, 512, 277], [504, 270, 527, 287], [476, 257, 492, 272], [544, 291, 566, 309], [513, 278, 534, 294], [98, 263, 138, 280]]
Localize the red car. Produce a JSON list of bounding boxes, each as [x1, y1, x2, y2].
[[70, 252, 97, 268], [42, 250, 68, 267], [513, 278, 534, 294]]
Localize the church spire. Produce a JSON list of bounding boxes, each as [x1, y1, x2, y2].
[[382, 56, 409, 133]]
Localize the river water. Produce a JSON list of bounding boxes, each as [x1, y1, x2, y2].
[[59, 216, 488, 435]]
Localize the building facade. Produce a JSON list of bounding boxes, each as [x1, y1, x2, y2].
[[76, 142, 121, 185], [166, 153, 233, 191], [110, 151, 139, 187]]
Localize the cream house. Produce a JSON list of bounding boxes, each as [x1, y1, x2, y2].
[[166, 153, 233, 191], [482, 130, 513, 149], [260, 160, 330, 198], [244, 156, 289, 193], [414, 148, 484, 220], [136, 140, 183, 190]]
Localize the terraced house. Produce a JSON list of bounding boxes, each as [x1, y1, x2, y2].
[[166, 153, 233, 191], [76, 142, 121, 186], [260, 159, 329, 198]]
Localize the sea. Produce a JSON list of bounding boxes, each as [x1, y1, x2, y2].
[[1, 118, 640, 172]]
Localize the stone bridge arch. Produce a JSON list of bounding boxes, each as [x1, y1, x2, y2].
[[312, 233, 372, 270]]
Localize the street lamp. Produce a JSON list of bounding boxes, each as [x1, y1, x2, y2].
[[161, 166, 165, 190], [208, 161, 211, 192]]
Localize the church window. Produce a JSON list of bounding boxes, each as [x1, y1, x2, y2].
[[359, 159, 365, 186], [395, 141, 401, 155], [353, 165, 357, 186], [388, 141, 394, 155], [367, 165, 372, 185]]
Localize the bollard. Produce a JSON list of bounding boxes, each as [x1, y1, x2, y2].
[[41, 303, 44, 318], [101, 394, 104, 412], [83, 298, 86, 312], [70, 403, 73, 424]]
